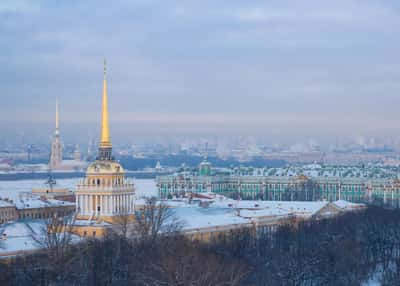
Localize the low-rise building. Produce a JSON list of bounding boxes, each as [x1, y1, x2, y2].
[[0, 199, 18, 224], [0, 193, 75, 224], [32, 187, 75, 202], [16, 196, 75, 220]]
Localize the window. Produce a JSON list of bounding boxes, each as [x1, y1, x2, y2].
[[93, 231, 96, 237]]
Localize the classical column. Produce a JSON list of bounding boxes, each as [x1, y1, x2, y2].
[[85, 195, 89, 215], [126, 195, 129, 213], [118, 195, 120, 213], [81, 195, 84, 215], [80, 195, 84, 215], [86, 195, 89, 215], [127, 195, 130, 213], [106, 196, 109, 214], [123, 194, 126, 212], [80, 195, 83, 213], [99, 195, 104, 214], [110, 196, 113, 214], [76, 195, 80, 213]]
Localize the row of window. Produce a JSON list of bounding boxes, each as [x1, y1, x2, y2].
[[19, 209, 72, 220], [88, 178, 123, 186]]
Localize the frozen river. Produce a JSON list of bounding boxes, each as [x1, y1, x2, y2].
[[0, 178, 158, 201]]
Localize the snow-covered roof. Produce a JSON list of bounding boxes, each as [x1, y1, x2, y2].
[[333, 200, 365, 210], [173, 206, 249, 230], [0, 200, 14, 208], [15, 198, 75, 210], [239, 208, 291, 218], [0, 221, 80, 257], [210, 198, 329, 216]]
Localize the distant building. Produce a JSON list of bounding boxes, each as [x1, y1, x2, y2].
[[15, 193, 75, 220], [48, 101, 87, 171], [199, 155, 212, 176], [31, 187, 74, 202], [49, 99, 63, 170], [73, 144, 81, 161], [0, 199, 18, 224], [155, 161, 162, 172], [157, 168, 400, 208], [0, 193, 75, 224]]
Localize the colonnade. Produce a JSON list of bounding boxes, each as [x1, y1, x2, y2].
[[76, 193, 134, 216]]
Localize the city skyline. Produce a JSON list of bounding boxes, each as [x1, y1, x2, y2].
[[1, 0, 400, 143]]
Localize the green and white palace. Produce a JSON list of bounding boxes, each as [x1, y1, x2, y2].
[[157, 159, 400, 208]]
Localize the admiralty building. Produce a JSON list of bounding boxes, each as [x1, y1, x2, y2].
[[156, 159, 400, 208]]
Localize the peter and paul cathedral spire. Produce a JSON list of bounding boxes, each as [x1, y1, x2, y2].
[[50, 98, 63, 169], [98, 59, 113, 161], [55, 98, 60, 136]]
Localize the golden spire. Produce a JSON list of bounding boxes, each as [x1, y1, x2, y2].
[[55, 98, 59, 136], [100, 59, 111, 148]]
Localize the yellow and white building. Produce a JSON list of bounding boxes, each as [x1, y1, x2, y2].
[[74, 60, 135, 235]]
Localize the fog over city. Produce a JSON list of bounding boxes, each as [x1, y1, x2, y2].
[[1, 0, 400, 145]]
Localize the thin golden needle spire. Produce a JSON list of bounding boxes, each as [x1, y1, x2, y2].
[[100, 59, 111, 148], [55, 98, 59, 135]]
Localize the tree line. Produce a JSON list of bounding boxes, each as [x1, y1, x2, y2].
[[1, 203, 400, 285]]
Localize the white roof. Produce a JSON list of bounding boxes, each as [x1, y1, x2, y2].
[[333, 200, 365, 210], [173, 206, 249, 230], [0, 221, 80, 256], [15, 198, 75, 210], [210, 198, 328, 216], [0, 200, 14, 208], [239, 208, 290, 218]]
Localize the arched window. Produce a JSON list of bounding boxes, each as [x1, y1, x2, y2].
[[97, 179, 100, 185]]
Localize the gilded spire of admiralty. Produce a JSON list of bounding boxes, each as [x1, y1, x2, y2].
[[97, 59, 112, 161], [100, 59, 111, 148]]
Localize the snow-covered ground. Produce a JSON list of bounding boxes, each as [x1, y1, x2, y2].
[[0, 178, 158, 201], [0, 221, 81, 256]]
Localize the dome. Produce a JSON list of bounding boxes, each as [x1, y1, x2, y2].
[[86, 160, 124, 175]]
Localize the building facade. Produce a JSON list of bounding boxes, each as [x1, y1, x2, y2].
[[0, 195, 75, 225], [0, 200, 18, 224], [157, 165, 400, 208]]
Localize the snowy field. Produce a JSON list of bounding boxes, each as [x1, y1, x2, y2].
[[0, 178, 158, 201]]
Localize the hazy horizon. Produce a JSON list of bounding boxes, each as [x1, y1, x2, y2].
[[1, 0, 400, 145]]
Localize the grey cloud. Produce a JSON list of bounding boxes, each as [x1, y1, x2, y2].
[[0, 0, 400, 144]]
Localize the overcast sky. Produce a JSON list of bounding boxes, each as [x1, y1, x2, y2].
[[1, 0, 400, 145]]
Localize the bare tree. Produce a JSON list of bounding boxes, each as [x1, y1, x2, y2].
[[133, 197, 185, 241], [110, 206, 132, 238], [28, 212, 76, 261], [132, 236, 248, 286]]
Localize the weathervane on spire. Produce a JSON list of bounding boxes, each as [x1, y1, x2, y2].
[[103, 58, 107, 78]]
